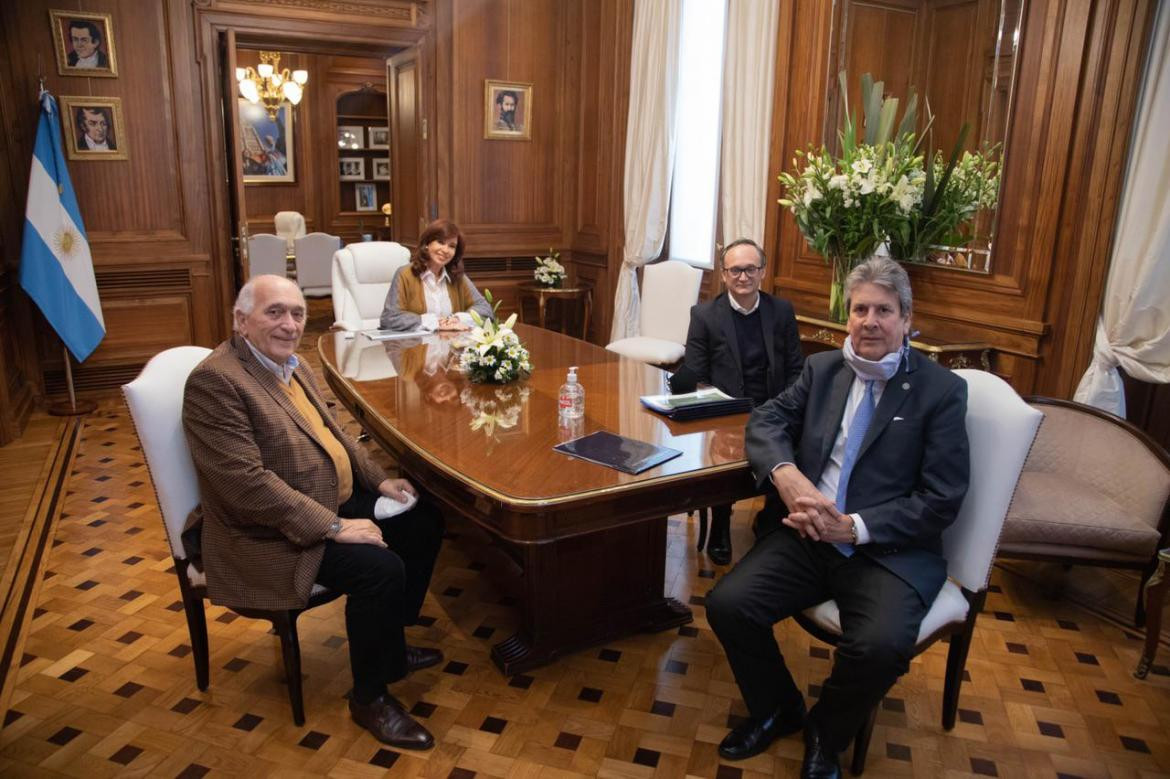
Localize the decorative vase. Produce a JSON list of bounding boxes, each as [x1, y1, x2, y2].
[[828, 257, 850, 323]]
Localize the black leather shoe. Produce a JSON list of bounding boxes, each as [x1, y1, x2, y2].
[[349, 693, 434, 749], [405, 644, 443, 673], [718, 701, 806, 760], [801, 723, 840, 778], [708, 516, 732, 566]]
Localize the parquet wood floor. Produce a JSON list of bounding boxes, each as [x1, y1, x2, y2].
[[1, 316, 1167, 777]]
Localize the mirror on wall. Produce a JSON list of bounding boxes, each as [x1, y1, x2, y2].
[[824, 0, 1025, 273]]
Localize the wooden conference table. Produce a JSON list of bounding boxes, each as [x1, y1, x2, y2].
[[320, 325, 758, 674]]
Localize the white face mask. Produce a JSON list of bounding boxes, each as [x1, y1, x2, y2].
[[842, 334, 907, 381]]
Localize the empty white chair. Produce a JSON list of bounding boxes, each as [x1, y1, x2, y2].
[[794, 369, 1043, 773], [332, 241, 412, 330], [246, 233, 288, 278], [606, 260, 703, 365], [294, 232, 342, 297], [274, 210, 306, 253]]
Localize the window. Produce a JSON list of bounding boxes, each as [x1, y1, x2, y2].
[[667, 0, 728, 269]]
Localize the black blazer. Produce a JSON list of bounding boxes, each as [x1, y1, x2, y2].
[[682, 292, 804, 401], [745, 348, 970, 601]]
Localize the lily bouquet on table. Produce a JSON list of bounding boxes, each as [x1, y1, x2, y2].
[[458, 290, 533, 384], [534, 248, 565, 287]]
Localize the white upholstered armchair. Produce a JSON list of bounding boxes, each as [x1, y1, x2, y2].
[[332, 241, 412, 331], [606, 260, 703, 366]]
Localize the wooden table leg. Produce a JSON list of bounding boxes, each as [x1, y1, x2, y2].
[[1135, 548, 1169, 679]]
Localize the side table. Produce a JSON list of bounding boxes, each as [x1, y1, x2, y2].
[[517, 281, 594, 340], [795, 314, 993, 371]]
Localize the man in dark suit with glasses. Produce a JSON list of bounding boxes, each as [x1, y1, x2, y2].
[[679, 238, 805, 565]]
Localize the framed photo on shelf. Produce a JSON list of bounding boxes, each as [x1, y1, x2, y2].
[[484, 79, 532, 140], [239, 99, 294, 183], [339, 157, 365, 181], [372, 158, 391, 181], [60, 95, 128, 160], [50, 10, 118, 77], [337, 125, 364, 150], [355, 183, 377, 212], [367, 126, 389, 149]]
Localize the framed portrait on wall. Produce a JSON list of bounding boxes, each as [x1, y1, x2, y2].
[[238, 99, 294, 183], [337, 125, 364, 150], [60, 96, 128, 160], [355, 183, 377, 212], [372, 158, 391, 181], [339, 157, 365, 181], [484, 79, 532, 140], [49, 10, 118, 77], [367, 126, 389, 149]]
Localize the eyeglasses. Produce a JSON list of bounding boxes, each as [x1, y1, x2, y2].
[[724, 265, 763, 278]]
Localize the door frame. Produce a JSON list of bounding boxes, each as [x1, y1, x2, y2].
[[194, 7, 432, 340]]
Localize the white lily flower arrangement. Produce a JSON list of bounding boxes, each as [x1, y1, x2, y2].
[[459, 290, 533, 384], [778, 71, 1000, 320], [534, 248, 565, 287]]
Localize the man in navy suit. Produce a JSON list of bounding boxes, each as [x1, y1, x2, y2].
[[707, 257, 970, 778], [681, 239, 804, 564]]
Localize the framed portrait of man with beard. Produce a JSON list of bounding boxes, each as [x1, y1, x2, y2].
[[484, 80, 532, 140]]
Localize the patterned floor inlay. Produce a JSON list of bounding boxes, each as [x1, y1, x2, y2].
[[0, 316, 1167, 776]]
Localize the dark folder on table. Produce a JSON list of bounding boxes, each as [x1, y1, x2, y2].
[[554, 430, 681, 474]]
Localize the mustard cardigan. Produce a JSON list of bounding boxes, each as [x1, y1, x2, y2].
[[379, 265, 493, 331]]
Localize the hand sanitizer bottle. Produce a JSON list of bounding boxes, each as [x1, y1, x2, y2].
[[558, 366, 584, 420]]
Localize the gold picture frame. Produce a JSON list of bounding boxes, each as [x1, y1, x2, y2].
[[50, 10, 119, 78], [60, 96, 128, 161], [484, 79, 532, 141]]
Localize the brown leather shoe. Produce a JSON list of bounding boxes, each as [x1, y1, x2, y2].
[[405, 644, 443, 673], [349, 694, 434, 750]]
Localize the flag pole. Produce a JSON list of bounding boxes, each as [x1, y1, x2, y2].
[[48, 346, 96, 417]]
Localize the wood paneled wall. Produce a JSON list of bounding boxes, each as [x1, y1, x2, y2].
[[764, 0, 1157, 397], [0, 0, 636, 442], [0, 0, 222, 444]]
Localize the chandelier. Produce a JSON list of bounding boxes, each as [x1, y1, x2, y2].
[[236, 51, 308, 120]]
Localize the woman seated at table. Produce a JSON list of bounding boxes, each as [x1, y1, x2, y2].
[[380, 219, 493, 332]]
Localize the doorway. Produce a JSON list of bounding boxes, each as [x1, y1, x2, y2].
[[215, 30, 430, 296]]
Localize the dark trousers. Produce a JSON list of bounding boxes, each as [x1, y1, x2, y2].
[[706, 525, 927, 753], [314, 487, 443, 704]]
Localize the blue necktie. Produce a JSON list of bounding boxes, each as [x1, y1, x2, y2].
[[834, 380, 875, 557]]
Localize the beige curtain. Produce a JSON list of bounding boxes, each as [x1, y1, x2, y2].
[[1074, 1, 1170, 415], [610, 1, 681, 343], [720, 0, 779, 250]]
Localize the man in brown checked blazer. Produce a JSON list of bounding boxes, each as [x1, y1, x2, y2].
[[182, 274, 443, 749]]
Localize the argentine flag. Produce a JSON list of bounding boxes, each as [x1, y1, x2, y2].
[[20, 90, 104, 362]]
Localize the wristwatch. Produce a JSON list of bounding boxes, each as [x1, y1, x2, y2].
[[849, 517, 858, 544], [327, 519, 342, 539]]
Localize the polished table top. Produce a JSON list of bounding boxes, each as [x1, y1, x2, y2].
[[319, 324, 752, 508]]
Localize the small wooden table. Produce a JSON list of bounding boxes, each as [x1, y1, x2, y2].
[[517, 281, 594, 340]]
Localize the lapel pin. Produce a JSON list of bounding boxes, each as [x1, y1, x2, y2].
[[902, 382, 910, 390]]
